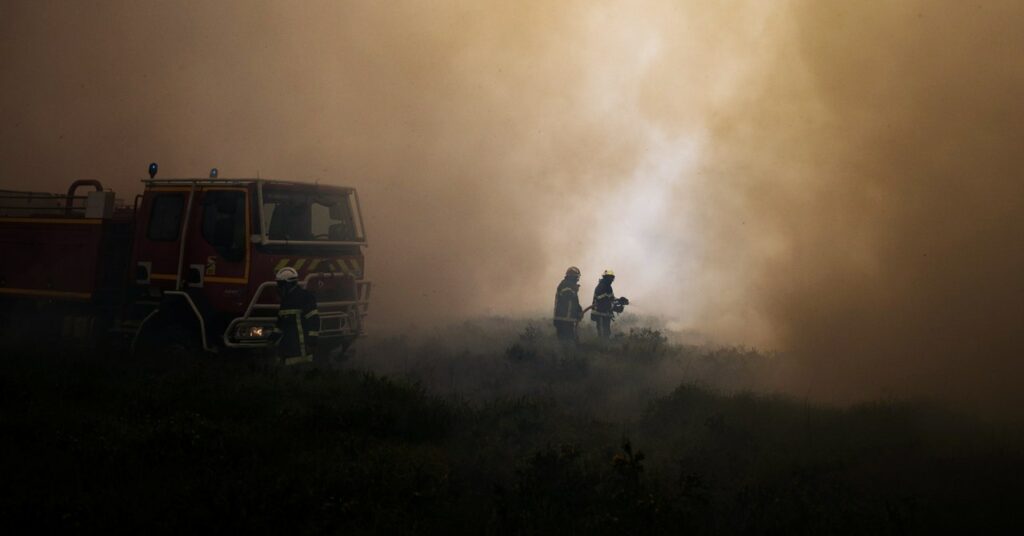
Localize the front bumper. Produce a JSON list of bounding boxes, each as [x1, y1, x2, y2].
[[223, 274, 370, 348]]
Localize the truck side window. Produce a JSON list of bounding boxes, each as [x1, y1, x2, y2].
[[147, 194, 185, 241], [202, 191, 245, 261]]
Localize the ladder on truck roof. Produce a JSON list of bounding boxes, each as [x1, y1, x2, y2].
[[142, 178, 357, 193], [0, 180, 119, 218]]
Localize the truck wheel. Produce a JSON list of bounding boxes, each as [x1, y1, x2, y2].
[[335, 337, 357, 360], [161, 323, 203, 358], [134, 320, 202, 358]]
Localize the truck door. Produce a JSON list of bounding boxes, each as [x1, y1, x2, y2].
[[185, 188, 250, 313], [133, 189, 190, 288]]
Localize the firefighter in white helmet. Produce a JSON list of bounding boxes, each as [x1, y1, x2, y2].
[[274, 267, 320, 365], [553, 266, 583, 344]]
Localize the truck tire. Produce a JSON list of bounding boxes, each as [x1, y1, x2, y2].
[[334, 336, 358, 360], [133, 316, 203, 358]]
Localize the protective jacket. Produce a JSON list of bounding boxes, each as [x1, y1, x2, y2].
[[591, 279, 615, 321], [553, 278, 583, 325], [277, 285, 320, 364]]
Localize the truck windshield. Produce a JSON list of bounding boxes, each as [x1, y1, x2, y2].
[[262, 188, 361, 243]]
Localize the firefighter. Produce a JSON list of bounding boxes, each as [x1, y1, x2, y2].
[[273, 267, 320, 365], [591, 270, 616, 338], [553, 266, 583, 343]]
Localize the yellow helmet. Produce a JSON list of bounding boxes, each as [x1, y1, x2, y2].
[[603, 269, 615, 277]]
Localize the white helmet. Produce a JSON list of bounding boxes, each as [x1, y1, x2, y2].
[[275, 267, 299, 282]]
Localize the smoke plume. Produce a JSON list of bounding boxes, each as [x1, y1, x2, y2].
[[1, 1, 1022, 409], [701, 1, 1024, 408]]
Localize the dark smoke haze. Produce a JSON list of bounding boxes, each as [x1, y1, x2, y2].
[[1, 1, 1022, 410]]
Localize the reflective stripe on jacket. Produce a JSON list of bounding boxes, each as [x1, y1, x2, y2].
[[591, 280, 615, 319], [553, 279, 582, 323]]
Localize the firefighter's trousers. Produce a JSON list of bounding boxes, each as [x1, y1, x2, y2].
[[554, 321, 577, 344]]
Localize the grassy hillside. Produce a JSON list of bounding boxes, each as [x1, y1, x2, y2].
[[1, 324, 1022, 533]]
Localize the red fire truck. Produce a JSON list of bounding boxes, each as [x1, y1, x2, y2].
[[0, 167, 370, 357]]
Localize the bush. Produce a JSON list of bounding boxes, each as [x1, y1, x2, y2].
[[621, 327, 668, 359], [2, 330, 1023, 533]]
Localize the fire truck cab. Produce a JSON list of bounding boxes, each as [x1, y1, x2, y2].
[[132, 177, 371, 355], [0, 172, 370, 358]]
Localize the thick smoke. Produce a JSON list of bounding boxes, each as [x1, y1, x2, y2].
[[701, 0, 1024, 408], [0, 0, 751, 330], [1, 1, 1022, 409]]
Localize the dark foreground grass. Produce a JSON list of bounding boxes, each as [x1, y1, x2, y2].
[[1, 340, 1022, 534]]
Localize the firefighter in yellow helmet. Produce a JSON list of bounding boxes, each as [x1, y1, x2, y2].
[[553, 266, 583, 343], [591, 270, 616, 338], [273, 267, 320, 365]]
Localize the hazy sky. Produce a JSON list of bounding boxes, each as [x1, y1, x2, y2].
[[2, 1, 1022, 409]]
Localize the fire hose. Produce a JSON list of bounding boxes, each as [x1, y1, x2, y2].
[[576, 297, 630, 323]]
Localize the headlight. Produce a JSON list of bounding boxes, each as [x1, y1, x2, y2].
[[236, 323, 274, 340]]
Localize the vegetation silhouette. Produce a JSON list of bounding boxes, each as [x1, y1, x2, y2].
[[2, 322, 1022, 533]]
